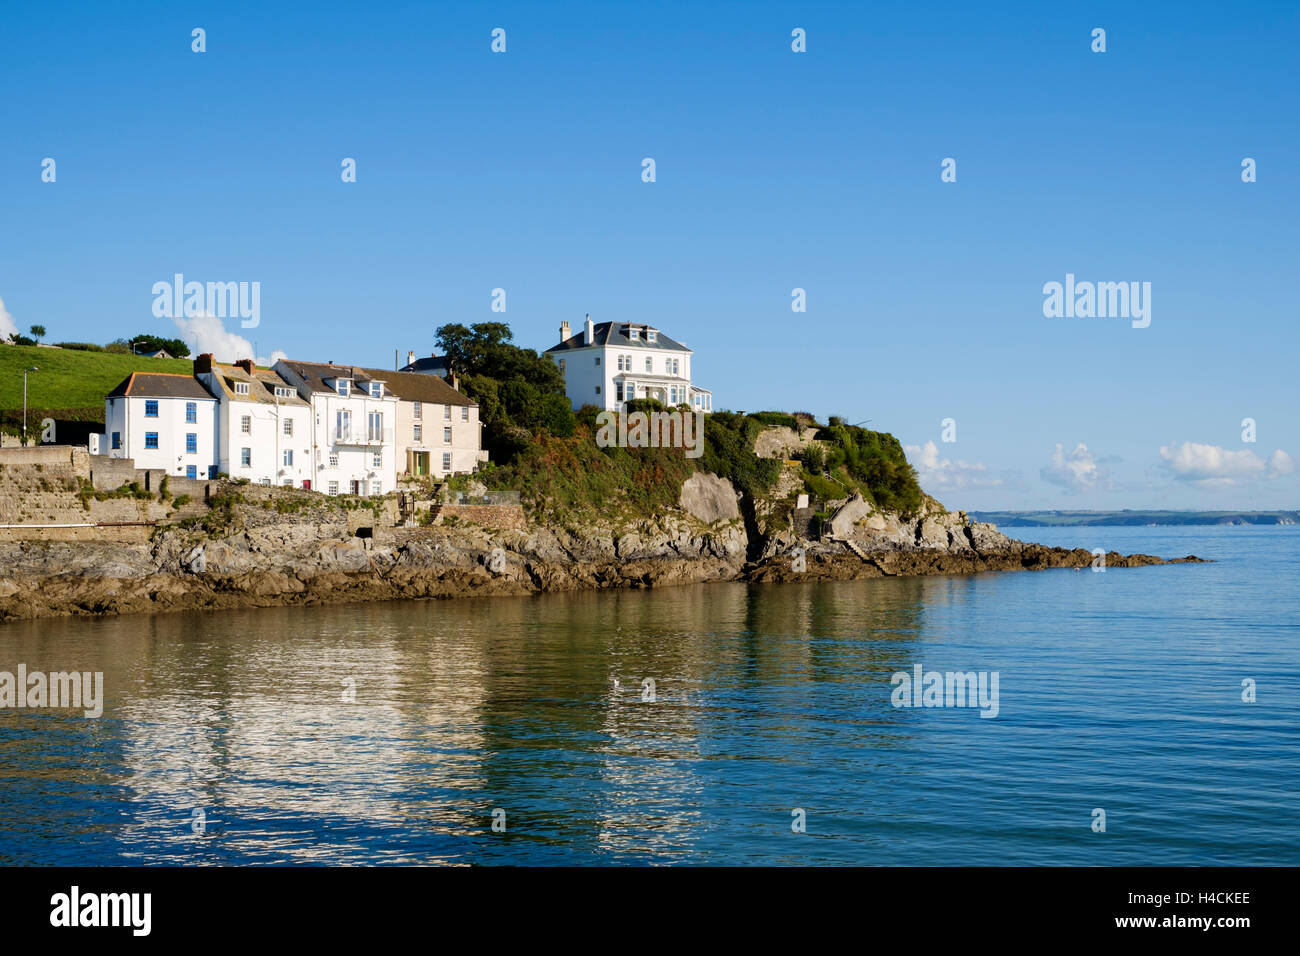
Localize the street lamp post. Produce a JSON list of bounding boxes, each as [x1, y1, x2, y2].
[[23, 367, 38, 445]]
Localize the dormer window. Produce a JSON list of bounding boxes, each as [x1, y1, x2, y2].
[[335, 380, 350, 397], [369, 382, 383, 398], [628, 327, 639, 341], [646, 329, 657, 343], [274, 386, 294, 399], [234, 382, 251, 396]]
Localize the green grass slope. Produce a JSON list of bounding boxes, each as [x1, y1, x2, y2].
[[0, 344, 193, 426]]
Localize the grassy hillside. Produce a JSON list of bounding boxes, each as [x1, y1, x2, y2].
[[0, 344, 193, 427]]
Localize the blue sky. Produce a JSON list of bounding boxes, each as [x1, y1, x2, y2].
[[2, 1, 1296, 510]]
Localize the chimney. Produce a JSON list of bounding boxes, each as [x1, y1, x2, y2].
[[407, 350, 415, 367], [451, 373, 459, 391], [195, 353, 213, 374], [584, 313, 594, 346], [235, 358, 254, 375], [560, 320, 571, 342]]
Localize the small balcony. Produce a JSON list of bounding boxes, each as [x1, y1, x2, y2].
[[330, 427, 392, 446]]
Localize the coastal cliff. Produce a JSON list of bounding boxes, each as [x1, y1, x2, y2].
[[0, 472, 1201, 621]]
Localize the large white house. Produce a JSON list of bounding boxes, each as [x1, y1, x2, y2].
[[544, 316, 712, 412], [273, 359, 399, 496], [102, 372, 219, 478], [195, 355, 313, 488]]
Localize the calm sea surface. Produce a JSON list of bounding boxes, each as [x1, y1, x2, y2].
[[1, 525, 1296, 865]]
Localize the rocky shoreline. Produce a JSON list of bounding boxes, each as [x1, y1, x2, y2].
[[0, 493, 1204, 621]]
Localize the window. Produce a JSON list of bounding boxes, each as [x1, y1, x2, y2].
[[185, 433, 197, 454], [413, 424, 422, 442], [234, 382, 250, 396], [335, 380, 349, 396], [461, 406, 468, 421], [444, 404, 451, 420], [283, 449, 294, 467], [367, 411, 383, 441], [185, 402, 197, 423], [645, 357, 653, 372], [241, 415, 251, 434], [667, 358, 680, 375], [144, 400, 158, 417], [413, 401, 422, 420], [616, 383, 624, 402], [595, 356, 601, 366], [625, 382, 634, 397], [283, 418, 293, 436], [443, 427, 452, 444], [442, 452, 452, 471], [144, 432, 159, 449], [595, 385, 601, 395], [558, 359, 566, 374], [241, 447, 251, 467], [282, 479, 293, 487], [369, 382, 383, 398], [617, 354, 626, 371], [111, 432, 121, 450], [274, 386, 294, 399], [647, 329, 657, 343], [260, 478, 271, 486], [328, 454, 339, 467], [328, 481, 339, 495], [372, 481, 381, 494], [373, 452, 382, 468], [186, 465, 197, 479], [208, 465, 218, 479], [628, 327, 639, 341]]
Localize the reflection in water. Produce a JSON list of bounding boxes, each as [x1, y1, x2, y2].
[[1, 544, 1296, 865]]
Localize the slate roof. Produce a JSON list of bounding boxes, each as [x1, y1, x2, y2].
[[207, 364, 308, 406], [545, 322, 691, 354], [277, 359, 474, 407], [354, 367, 475, 407], [107, 372, 215, 401], [398, 355, 449, 376]]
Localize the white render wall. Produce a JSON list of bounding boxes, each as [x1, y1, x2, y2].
[[554, 343, 693, 411], [103, 395, 219, 476], [305, 391, 399, 495], [218, 398, 312, 487]]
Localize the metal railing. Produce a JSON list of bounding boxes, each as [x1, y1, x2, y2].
[[452, 490, 521, 506], [329, 427, 393, 446]]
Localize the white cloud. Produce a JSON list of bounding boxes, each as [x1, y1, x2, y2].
[[1158, 441, 1294, 484], [172, 312, 281, 367], [0, 295, 18, 340], [905, 440, 1004, 490], [1041, 442, 1110, 493]]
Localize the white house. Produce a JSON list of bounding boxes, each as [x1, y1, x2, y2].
[[273, 359, 399, 496], [195, 355, 313, 488], [544, 315, 711, 412], [102, 372, 219, 478], [354, 366, 486, 479]]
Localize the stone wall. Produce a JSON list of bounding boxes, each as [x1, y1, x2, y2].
[[88, 455, 137, 491], [428, 504, 526, 531]]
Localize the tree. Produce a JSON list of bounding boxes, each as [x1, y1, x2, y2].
[[30, 325, 45, 342], [436, 322, 574, 460], [123, 333, 191, 358]]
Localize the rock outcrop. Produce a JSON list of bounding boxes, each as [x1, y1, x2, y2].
[[0, 472, 1203, 622]]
